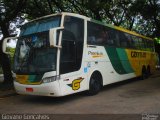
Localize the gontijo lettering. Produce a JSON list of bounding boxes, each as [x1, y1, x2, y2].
[[131, 51, 146, 58]]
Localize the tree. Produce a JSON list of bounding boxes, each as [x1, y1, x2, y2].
[[0, 0, 26, 84], [127, 0, 160, 37], [0, 0, 160, 85]]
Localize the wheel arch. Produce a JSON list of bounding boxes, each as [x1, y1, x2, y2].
[[142, 65, 147, 73], [147, 65, 151, 73], [89, 70, 103, 88]]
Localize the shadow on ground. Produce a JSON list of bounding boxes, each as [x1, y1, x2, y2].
[[20, 77, 141, 105]]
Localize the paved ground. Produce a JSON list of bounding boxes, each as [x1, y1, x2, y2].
[[0, 71, 160, 119]]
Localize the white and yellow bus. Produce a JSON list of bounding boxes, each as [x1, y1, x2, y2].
[[3, 12, 157, 96]]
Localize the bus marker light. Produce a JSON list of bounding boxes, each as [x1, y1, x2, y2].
[[64, 79, 69, 81], [50, 93, 54, 95]]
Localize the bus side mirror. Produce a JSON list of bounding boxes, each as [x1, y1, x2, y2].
[[2, 37, 17, 54], [50, 27, 64, 48]]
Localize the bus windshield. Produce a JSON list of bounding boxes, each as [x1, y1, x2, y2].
[[20, 15, 61, 36], [14, 31, 57, 74]]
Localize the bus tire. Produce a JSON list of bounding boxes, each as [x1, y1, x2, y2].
[[141, 66, 147, 80], [147, 66, 151, 77], [88, 72, 102, 96]]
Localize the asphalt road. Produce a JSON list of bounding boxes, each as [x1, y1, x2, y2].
[[0, 71, 160, 119]]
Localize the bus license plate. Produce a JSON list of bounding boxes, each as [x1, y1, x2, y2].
[[26, 88, 33, 92]]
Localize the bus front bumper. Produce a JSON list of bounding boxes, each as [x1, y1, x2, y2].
[[14, 81, 62, 97]]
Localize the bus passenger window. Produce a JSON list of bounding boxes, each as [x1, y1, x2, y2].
[[139, 38, 144, 50], [119, 32, 128, 48], [124, 33, 134, 48], [97, 29, 109, 44], [88, 36, 96, 44], [148, 40, 154, 52], [87, 21, 109, 45], [131, 36, 140, 50], [107, 29, 120, 47]]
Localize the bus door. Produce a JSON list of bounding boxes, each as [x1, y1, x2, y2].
[[59, 16, 86, 95]]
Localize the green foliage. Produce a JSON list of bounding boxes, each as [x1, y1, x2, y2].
[[155, 37, 160, 44], [21, 0, 160, 37], [1, 0, 160, 78], [6, 47, 15, 69], [1, 0, 160, 37], [6, 47, 15, 58]]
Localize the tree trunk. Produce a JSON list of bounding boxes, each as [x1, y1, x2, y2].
[[0, 22, 13, 84]]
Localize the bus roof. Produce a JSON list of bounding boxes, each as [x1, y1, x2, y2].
[[26, 12, 153, 41], [27, 12, 89, 23]]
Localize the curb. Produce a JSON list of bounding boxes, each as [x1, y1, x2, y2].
[[0, 89, 17, 98], [0, 83, 17, 98]]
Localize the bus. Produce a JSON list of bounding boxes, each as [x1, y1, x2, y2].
[[3, 12, 157, 97]]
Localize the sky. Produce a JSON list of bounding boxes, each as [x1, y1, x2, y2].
[[7, 39, 17, 48], [0, 34, 17, 48], [0, 20, 27, 48], [1, 33, 18, 48]]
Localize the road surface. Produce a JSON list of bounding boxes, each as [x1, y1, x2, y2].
[[0, 71, 160, 119]]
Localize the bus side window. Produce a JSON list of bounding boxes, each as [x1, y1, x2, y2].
[[124, 33, 134, 49], [139, 38, 146, 50], [146, 40, 150, 51], [87, 22, 109, 45], [119, 31, 128, 48], [87, 22, 100, 45], [152, 40, 154, 52], [148, 40, 154, 52], [110, 29, 120, 47], [106, 29, 115, 46], [142, 38, 147, 51], [131, 35, 140, 50], [87, 22, 93, 44]]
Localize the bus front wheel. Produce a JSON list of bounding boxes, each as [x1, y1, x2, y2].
[[88, 72, 102, 95]]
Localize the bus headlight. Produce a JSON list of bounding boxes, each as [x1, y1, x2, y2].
[[42, 76, 57, 83]]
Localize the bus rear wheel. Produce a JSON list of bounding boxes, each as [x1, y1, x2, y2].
[[147, 66, 151, 76], [88, 72, 102, 95], [141, 67, 147, 80]]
